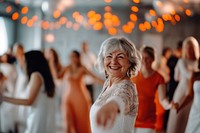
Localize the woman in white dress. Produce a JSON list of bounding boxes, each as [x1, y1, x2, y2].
[[45, 48, 65, 131], [0, 54, 17, 132], [166, 36, 200, 133], [1, 50, 56, 133], [90, 36, 142, 133], [185, 59, 200, 133]]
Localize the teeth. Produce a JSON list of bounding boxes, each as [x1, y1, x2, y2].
[[110, 66, 120, 69]]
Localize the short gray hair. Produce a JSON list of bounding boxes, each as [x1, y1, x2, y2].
[[97, 36, 142, 77]]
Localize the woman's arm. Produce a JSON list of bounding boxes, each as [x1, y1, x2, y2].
[[3, 72, 42, 106], [158, 84, 173, 110], [96, 100, 119, 129], [82, 66, 104, 84], [0, 72, 7, 92], [96, 83, 137, 129], [177, 72, 200, 112], [174, 59, 181, 81], [174, 60, 195, 111], [49, 60, 58, 79]]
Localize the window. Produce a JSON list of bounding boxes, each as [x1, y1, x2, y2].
[[0, 17, 8, 55]]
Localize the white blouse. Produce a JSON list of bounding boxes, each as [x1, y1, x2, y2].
[[90, 79, 138, 133]]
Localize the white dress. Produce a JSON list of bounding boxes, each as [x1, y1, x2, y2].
[[0, 63, 17, 132], [14, 63, 29, 133], [25, 73, 56, 133], [185, 81, 200, 133], [167, 58, 198, 133], [90, 79, 138, 133]]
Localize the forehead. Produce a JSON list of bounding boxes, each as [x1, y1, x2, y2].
[[106, 50, 127, 55], [70, 52, 77, 57], [142, 51, 151, 57], [186, 42, 194, 48], [104, 43, 125, 55]]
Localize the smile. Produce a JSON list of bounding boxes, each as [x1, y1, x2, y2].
[[109, 66, 121, 70]]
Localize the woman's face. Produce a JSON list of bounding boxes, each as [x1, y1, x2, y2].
[[104, 50, 130, 78], [1, 54, 8, 63], [70, 52, 80, 64], [49, 50, 55, 60], [186, 42, 196, 60], [141, 51, 154, 69]]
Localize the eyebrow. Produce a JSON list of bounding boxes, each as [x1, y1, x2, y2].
[[106, 52, 126, 56], [117, 53, 126, 56]]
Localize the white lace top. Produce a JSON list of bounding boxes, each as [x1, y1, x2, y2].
[[90, 79, 138, 133]]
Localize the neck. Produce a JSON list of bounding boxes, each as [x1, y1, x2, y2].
[[108, 75, 128, 87], [141, 67, 154, 78]]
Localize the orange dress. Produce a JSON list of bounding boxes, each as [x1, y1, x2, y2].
[[62, 70, 91, 133], [155, 90, 165, 131], [131, 71, 165, 129]]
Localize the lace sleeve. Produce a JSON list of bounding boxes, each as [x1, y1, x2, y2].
[[109, 82, 138, 116]]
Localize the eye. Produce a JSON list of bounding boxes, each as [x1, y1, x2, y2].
[[105, 55, 112, 59], [117, 54, 125, 59], [118, 56, 124, 59]]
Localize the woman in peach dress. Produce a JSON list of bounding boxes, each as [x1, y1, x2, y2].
[[62, 50, 103, 133]]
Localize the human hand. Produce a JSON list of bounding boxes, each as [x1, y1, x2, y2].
[[171, 101, 179, 112], [96, 101, 119, 129]]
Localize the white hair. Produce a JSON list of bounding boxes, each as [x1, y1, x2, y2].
[[97, 36, 142, 77]]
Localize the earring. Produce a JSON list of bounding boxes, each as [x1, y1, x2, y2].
[[127, 68, 131, 77], [105, 70, 109, 78]]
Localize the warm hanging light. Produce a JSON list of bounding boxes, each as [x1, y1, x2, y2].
[[21, 16, 28, 24], [185, 9, 192, 16], [6, 6, 12, 13], [53, 10, 61, 18], [131, 6, 139, 12], [104, 0, 112, 4], [12, 12, 19, 20], [132, 0, 140, 4], [21, 6, 29, 14], [27, 20, 34, 27]]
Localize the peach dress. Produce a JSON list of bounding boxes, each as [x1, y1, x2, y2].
[[62, 69, 91, 133]]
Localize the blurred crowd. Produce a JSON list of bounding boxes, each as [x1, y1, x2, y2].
[[0, 36, 200, 133]]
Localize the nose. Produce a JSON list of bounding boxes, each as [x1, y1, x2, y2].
[[110, 57, 118, 64]]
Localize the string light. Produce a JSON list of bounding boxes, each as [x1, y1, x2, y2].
[[4, 0, 194, 33]]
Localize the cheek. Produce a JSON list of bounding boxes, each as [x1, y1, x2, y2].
[[103, 59, 109, 66]]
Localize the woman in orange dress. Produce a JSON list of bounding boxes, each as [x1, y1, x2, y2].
[[131, 46, 174, 133], [62, 50, 103, 133]]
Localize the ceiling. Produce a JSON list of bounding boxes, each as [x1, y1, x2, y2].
[[3, 0, 200, 14], [0, 0, 199, 34], [5, 0, 152, 7]]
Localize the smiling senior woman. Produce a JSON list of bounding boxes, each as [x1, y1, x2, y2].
[[90, 36, 142, 133]]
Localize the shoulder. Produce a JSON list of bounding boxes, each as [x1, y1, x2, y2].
[[113, 80, 137, 96], [178, 58, 184, 64], [155, 71, 163, 77], [79, 65, 87, 72], [30, 72, 43, 84], [64, 66, 70, 72], [154, 71, 165, 83]]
